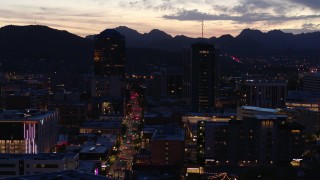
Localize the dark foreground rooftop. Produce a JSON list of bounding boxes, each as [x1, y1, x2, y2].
[[3, 170, 110, 180]]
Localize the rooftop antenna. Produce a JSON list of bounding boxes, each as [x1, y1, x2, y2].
[[201, 20, 204, 38]]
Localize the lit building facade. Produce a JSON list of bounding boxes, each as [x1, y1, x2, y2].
[[183, 43, 218, 112], [286, 90, 320, 112], [0, 110, 59, 154], [0, 153, 78, 178], [91, 29, 127, 118], [197, 115, 304, 165], [48, 103, 87, 128], [303, 73, 320, 92], [149, 125, 184, 166], [242, 80, 286, 108], [79, 121, 121, 136]]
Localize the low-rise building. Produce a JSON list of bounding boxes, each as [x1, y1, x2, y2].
[[4, 170, 110, 180], [0, 110, 59, 154], [80, 121, 122, 136], [196, 106, 304, 165], [0, 153, 78, 178], [150, 125, 184, 166]]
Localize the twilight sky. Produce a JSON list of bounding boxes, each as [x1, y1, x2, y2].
[[1, 0, 320, 38]]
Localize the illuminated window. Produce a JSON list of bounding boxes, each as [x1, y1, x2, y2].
[[291, 130, 300, 134], [199, 50, 209, 54]]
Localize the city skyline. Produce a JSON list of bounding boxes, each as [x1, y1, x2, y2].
[[1, 0, 320, 38]]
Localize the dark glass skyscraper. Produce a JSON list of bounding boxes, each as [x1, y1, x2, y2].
[[183, 43, 218, 112], [94, 29, 125, 77]]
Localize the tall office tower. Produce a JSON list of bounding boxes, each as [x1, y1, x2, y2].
[[182, 48, 192, 106], [93, 29, 125, 77], [91, 29, 127, 114], [242, 80, 287, 108], [183, 43, 218, 112], [303, 73, 320, 91]]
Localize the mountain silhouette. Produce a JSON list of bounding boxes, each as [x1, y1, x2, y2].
[[1, 25, 320, 73], [0, 25, 93, 59], [88, 26, 320, 54], [0, 25, 93, 73], [236, 28, 320, 50]]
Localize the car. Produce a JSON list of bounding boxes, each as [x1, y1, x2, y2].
[[120, 156, 128, 160], [126, 140, 131, 144]]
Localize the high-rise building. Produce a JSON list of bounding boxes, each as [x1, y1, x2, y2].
[[91, 29, 126, 118], [183, 43, 218, 112], [93, 29, 125, 77]]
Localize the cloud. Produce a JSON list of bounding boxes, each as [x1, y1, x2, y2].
[[125, 0, 175, 11], [301, 23, 320, 29], [210, 0, 291, 20], [230, 0, 271, 13], [163, 9, 320, 23], [290, 0, 320, 10], [230, 0, 288, 15]]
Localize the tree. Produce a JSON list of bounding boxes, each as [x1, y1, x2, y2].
[[121, 124, 128, 136]]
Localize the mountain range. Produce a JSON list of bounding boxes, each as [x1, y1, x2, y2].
[[0, 25, 319, 73], [88, 26, 320, 54]]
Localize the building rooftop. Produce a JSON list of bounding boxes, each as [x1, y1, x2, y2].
[[151, 125, 184, 141], [241, 106, 279, 114], [98, 29, 124, 38], [287, 90, 320, 102], [182, 114, 235, 124], [4, 170, 110, 180], [305, 72, 320, 78], [253, 114, 288, 120], [184, 112, 236, 117], [80, 121, 121, 130], [80, 146, 110, 154], [78, 160, 100, 173], [0, 110, 56, 121], [245, 79, 287, 84], [0, 153, 78, 161]]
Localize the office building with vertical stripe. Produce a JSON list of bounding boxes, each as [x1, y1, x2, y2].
[[0, 110, 58, 154]]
